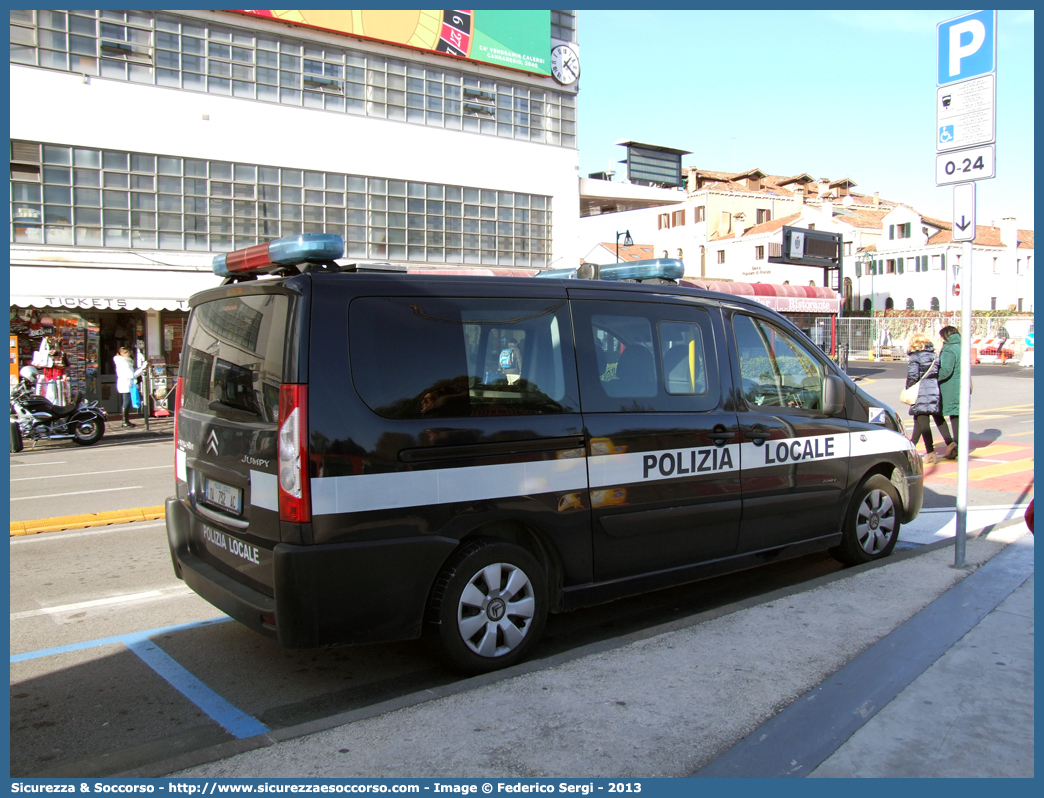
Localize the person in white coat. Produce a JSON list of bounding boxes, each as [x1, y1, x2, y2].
[[113, 346, 146, 427]]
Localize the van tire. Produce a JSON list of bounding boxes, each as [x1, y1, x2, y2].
[[426, 539, 548, 674], [832, 474, 902, 566]]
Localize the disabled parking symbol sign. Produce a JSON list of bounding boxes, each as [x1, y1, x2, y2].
[[939, 125, 955, 144]]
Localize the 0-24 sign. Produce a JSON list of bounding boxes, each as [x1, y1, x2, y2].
[[935, 143, 995, 186]]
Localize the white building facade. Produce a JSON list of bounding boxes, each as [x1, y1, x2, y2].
[[857, 207, 1034, 313], [579, 167, 1033, 314], [10, 9, 580, 409]]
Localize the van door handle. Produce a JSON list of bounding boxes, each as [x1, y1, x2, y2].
[[708, 426, 736, 447], [746, 426, 771, 446]]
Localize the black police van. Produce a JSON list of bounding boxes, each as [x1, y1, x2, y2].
[[166, 234, 923, 674]]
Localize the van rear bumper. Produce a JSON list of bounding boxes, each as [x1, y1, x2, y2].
[[166, 497, 458, 648]]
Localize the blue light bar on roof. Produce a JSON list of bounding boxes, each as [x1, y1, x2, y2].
[[599, 258, 685, 281], [269, 234, 344, 264], [213, 233, 345, 277]]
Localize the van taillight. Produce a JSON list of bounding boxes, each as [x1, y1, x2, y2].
[[278, 384, 310, 523], [173, 377, 185, 482]]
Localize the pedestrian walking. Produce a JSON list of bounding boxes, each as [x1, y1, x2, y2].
[[113, 345, 146, 428], [936, 325, 963, 460], [905, 332, 951, 464]]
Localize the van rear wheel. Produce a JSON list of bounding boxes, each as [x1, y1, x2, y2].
[[426, 539, 547, 674], [832, 474, 901, 566]]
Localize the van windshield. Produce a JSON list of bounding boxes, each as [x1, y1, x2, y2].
[[181, 294, 290, 422]]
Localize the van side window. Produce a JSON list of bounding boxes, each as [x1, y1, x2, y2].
[[733, 314, 824, 411], [572, 301, 718, 413], [659, 321, 707, 395], [594, 313, 657, 399], [350, 297, 579, 419]]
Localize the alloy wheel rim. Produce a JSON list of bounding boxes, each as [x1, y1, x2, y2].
[[856, 489, 896, 554], [457, 562, 536, 658]]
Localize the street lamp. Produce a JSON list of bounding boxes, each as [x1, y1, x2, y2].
[[615, 229, 633, 263], [857, 250, 875, 316], [857, 250, 878, 359]]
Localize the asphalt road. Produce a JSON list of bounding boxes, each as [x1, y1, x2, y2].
[[11, 518, 851, 777], [845, 359, 1035, 508], [8, 359, 1034, 777], [9, 437, 173, 522]]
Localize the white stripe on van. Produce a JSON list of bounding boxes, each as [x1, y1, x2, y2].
[[307, 428, 914, 515], [851, 427, 918, 458], [250, 470, 279, 512], [175, 448, 187, 483], [739, 432, 850, 474], [589, 429, 911, 489], [310, 457, 588, 516], [589, 443, 741, 488]]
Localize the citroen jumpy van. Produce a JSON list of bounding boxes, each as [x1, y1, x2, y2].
[[166, 234, 923, 673]]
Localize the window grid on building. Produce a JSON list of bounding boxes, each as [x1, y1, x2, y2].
[[9, 9, 577, 148], [550, 11, 577, 43], [10, 140, 552, 267]]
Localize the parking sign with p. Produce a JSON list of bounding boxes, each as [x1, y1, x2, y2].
[[938, 10, 996, 85]]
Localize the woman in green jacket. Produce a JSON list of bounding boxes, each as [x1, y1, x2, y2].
[[937, 326, 962, 460]]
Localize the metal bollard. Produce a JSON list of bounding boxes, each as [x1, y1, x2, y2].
[[142, 369, 150, 431]]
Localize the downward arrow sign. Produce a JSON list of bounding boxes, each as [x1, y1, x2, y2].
[[952, 183, 976, 242]]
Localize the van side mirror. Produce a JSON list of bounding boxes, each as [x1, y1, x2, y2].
[[823, 374, 846, 416]]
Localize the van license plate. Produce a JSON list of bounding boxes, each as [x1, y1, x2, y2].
[[204, 478, 242, 515]]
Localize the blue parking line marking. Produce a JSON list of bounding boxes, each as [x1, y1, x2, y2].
[[11, 614, 268, 739], [125, 635, 269, 738], [10, 616, 232, 663]]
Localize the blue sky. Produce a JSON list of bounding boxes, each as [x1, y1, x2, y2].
[[575, 9, 1034, 229]]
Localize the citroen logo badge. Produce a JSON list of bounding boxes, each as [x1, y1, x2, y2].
[[206, 429, 219, 456], [486, 598, 506, 622]]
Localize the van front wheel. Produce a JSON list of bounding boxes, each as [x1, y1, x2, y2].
[[833, 474, 901, 566], [426, 539, 547, 674]]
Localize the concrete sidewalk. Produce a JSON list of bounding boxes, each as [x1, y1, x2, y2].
[[13, 415, 173, 451], [96, 414, 174, 443], [163, 522, 1033, 779]]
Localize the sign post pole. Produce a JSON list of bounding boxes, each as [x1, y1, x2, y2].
[[937, 10, 996, 568], [952, 181, 976, 567], [955, 237, 973, 567]]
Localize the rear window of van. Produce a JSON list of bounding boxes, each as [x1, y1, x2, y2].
[[349, 297, 579, 419], [181, 294, 290, 422]]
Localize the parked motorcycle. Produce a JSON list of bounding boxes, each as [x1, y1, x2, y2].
[[10, 370, 107, 450]]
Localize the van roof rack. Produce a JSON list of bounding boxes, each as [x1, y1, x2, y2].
[[339, 262, 409, 273]]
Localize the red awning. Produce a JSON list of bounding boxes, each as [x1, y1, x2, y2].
[[679, 279, 842, 314], [407, 268, 540, 277]]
